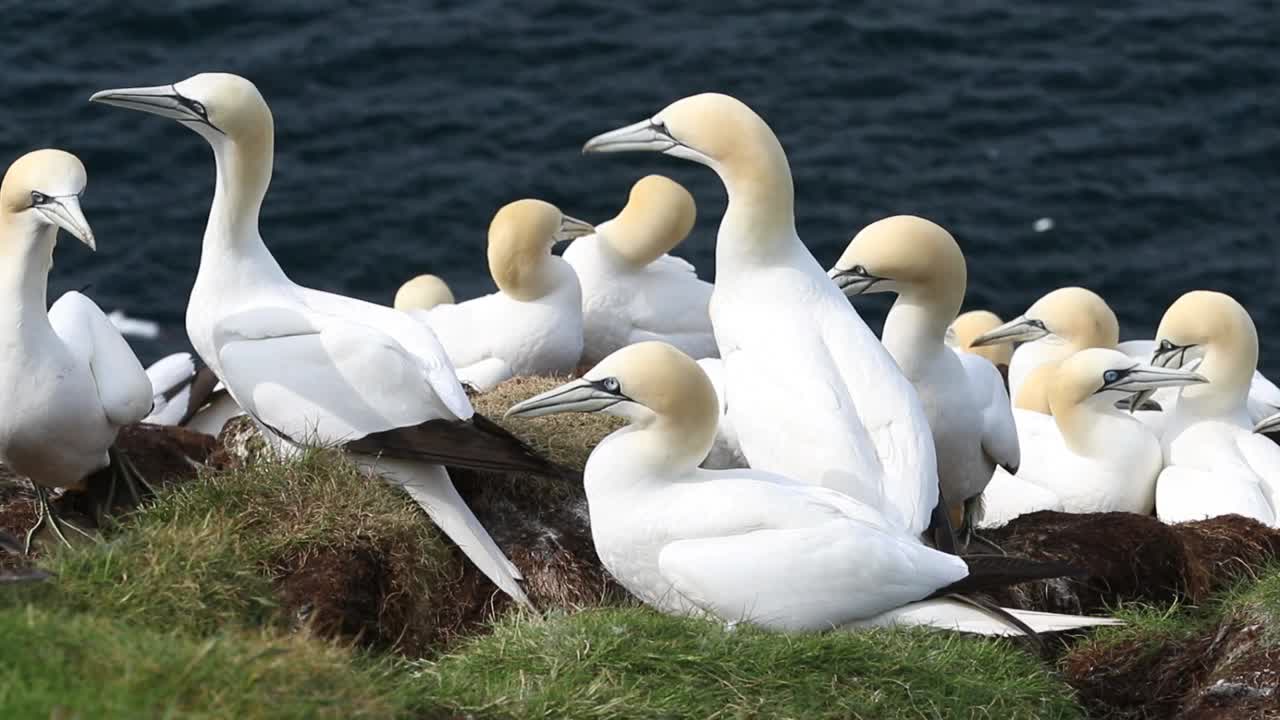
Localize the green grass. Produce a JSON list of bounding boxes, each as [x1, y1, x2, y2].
[[418, 608, 1082, 720], [0, 605, 420, 720], [1, 450, 453, 639]]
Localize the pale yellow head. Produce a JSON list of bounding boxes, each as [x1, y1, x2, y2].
[[601, 175, 696, 267], [394, 274, 454, 311], [0, 149, 94, 250], [93, 72, 272, 147], [830, 215, 966, 313], [949, 310, 1012, 367], [506, 341, 719, 467], [1152, 291, 1257, 407], [971, 286, 1119, 352], [487, 199, 593, 301]]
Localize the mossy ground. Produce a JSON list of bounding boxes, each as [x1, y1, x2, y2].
[[2, 376, 1279, 718]]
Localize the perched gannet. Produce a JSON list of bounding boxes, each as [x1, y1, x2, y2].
[[394, 274, 454, 312], [978, 349, 1205, 526], [92, 73, 559, 604], [563, 174, 716, 365], [408, 199, 591, 392], [1148, 291, 1280, 524], [1120, 338, 1280, 423], [970, 287, 1118, 414], [947, 310, 1012, 379], [508, 342, 1118, 634], [0, 149, 154, 550], [143, 352, 219, 426], [584, 94, 938, 537], [829, 216, 1018, 537]]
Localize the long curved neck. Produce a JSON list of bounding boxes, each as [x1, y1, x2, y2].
[[882, 291, 954, 379], [713, 137, 800, 272], [1014, 363, 1056, 414], [590, 409, 716, 485], [202, 131, 278, 276], [1178, 339, 1255, 416], [0, 214, 55, 328]]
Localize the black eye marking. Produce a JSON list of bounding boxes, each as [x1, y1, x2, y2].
[[1159, 339, 1174, 352], [652, 119, 670, 137], [30, 191, 49, 206], [178, 96, 208, 119], [602, 377, 620, 393], [1030, 319, 1047, 330], [851, 264, 868, 276]]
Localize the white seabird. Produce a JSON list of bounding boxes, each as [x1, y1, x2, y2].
[[394, 274, 455, 312], [0, 149, 154, 550], [141, 351, 240, 433], [92, 73, 559, 605], [583, 94, 939, 538], [829, 216, 1018, 538], [507, 341, 1119, 634], [408, 199, 591, 392], [978, 348, 1205, 527], [1147, 291, 1280, 525], [563, 174, 717, 366], [947, 310, 1013, 381]]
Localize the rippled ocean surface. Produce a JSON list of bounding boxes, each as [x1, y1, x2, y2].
[[2, 2, 1277, 370]]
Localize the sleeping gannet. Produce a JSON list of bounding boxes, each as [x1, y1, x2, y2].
[[394, 274, 454, 311], [92, 73, 559, 605], [1148, 291, 1280, 525], [947, 310, 1012, 380], [978, 348, 1205, 527], [563, 174, 716, 365], [970, 287, 1118, 414], [583, 94, 939, 537], [408, 199, 591, 392], [829, 216, 1017, 538], [507, 341, 1119, 635], [0, 149, 154, 550]]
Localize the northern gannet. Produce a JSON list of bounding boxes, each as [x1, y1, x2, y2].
[[1148, 291, 1280, 525], [583, 94, 938, 537], [408, 199, 591, 392], [970, 287, 1118, 414], [562, 174, 716, 365], [978, 348, 1205, 527], [92, 73, 558, 604], [394, 274, 454, 311], [0, 149, 154, 550], [947, 310, 1012, 381], [507, 341, 1119, 635], [829, 216, 1018, 538], [142, 352, 220, 427]]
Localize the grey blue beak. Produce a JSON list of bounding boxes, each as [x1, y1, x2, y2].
[[970, 316, 1050, 348]]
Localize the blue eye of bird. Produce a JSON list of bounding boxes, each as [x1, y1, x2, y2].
[[1103, 370, 1119, 383], [603, 377, 620, 393]]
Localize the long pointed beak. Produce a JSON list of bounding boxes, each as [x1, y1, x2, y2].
[[37, 196, 95, 250], [90, 84, 191, 120], [1107, 366, 1208, 393], [583, 119, 676, 154], [827, 265, 886, 297], [553, 215, 595, 243], [505, 379, 624, 419], [970, 316, 1048, 348], [1254, 411, 1280, 435]]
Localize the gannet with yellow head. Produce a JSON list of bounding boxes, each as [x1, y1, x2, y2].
[[971, 287, 1119, 414], [0, 149, 154, 550], [411, 199, 590, 391], [829, 216, 1018, 539], [979, 348, 1205, 526], [584, 94, 939, 538], [1148, 291, 1280, 524], [947, 310, 1013, 377], [563, 174, 717, 366], [508, 341, 1119, 634], [91, 73, 563, 605], [394, 274, 455, 312]]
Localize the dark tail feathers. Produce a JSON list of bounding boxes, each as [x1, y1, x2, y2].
[[928, 554, 1086, 599]]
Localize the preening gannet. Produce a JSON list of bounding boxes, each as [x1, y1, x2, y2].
[[394, 274, 454, 311], [1148, 291, 1280, 525], [408, 199, 591, 392], [947, 310, 1012, 380], [507, 342, 1118, 635], [978, 348, 1205, 527], [563, 174, 716, 365], [584, 94, 938, 537], [970, 287, 1118, 414], [143, 352, 220, 426], [829, 216, 1018, 537], [92, 73, 559, 604], [0, 149, 154, 550]]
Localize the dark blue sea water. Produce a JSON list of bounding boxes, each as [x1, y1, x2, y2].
[[3, 2, 1278, 371]]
